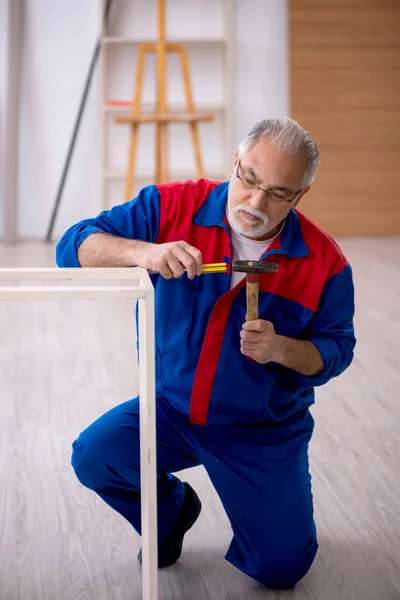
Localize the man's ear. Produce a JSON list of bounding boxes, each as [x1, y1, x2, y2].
[[293, 186, 311, 209], [230, 150, 240, 177]]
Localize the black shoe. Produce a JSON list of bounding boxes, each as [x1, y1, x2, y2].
[[137, 482, 202, 568]]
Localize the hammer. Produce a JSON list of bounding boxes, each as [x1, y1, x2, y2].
[[232, 260, 279, 321]]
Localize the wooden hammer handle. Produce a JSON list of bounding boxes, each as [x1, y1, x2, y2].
[[246, 274, 259, 321]]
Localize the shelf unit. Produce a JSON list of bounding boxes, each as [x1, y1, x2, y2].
[[102, 36, 228, 45], [97, 0, 235, 211]]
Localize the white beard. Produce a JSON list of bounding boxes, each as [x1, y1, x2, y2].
[[227, 202, 270, 239]]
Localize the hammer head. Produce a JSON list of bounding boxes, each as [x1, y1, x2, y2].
[[232, 260, 279, 274]]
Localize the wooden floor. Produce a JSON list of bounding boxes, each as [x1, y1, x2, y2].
[[0, 239, 399, 600]]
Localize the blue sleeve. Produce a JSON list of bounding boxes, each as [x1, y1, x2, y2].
[[56, 185, 161, 267], [292, 263, 356, 388]]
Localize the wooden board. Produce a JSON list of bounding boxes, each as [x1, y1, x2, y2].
[[291, 48, 400, 70], [298, 208, 400, 237], [289, 2, 400, 236], [291, 0, 400, 9], [292, 71, 400, 112], [291, 9, 400, 47], [302, 169, 400, 210], [294, 111, 400, 149], [314, 147, 400, 171]]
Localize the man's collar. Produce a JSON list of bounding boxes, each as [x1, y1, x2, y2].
[[192, 181, 229, 226], [279, 209, 309, 258], [193, 180, 309, 259]]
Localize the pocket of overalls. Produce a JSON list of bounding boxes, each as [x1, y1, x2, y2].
[[269, 295, 310, 339], [162, 273, 199, 333]]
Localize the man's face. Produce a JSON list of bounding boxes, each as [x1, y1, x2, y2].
[[226, 136, 309, 240]]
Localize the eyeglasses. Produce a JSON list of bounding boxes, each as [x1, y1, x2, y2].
[[236, 160, 302, 204]]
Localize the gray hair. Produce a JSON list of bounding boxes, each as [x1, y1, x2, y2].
[[238, 117, 320, 187]]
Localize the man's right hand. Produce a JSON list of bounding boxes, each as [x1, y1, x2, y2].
[[139, 241, 203, 280]]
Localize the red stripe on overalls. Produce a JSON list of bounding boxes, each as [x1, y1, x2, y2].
[[189, 287, 238, 426]]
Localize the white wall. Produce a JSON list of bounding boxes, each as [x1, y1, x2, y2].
[[16, 0, 100, 241], [0, 0, 289, 241], [234, 0, 289, 146]]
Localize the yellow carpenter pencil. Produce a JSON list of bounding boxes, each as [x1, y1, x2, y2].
[[202, 263, 227, 274]]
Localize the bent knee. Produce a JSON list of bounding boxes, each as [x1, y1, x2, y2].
[[70, 424, 113, 490], [71, 426, 141, 492], [71, 436, 99, 489], [252, 559, 303, 588], [252, 546, 318, 589], [70, 399, 142, 490]]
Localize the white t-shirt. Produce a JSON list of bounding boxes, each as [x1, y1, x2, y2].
[[229, 226, 282, 290]]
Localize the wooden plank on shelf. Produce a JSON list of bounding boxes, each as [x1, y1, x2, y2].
[[102, 36, 227, 45], [103, 103, 225, 113], [114, 112, 214, 124]]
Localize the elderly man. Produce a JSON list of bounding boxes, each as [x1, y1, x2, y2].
[[56, 117, 355, 589]]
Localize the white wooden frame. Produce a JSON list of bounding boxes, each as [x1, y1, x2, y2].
[[0, 267, 158, 600]]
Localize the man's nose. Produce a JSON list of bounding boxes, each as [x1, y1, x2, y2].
[[248, 188, 267, 210]]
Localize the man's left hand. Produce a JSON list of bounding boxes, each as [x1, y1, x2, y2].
[[240, 319, 282, 364]]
